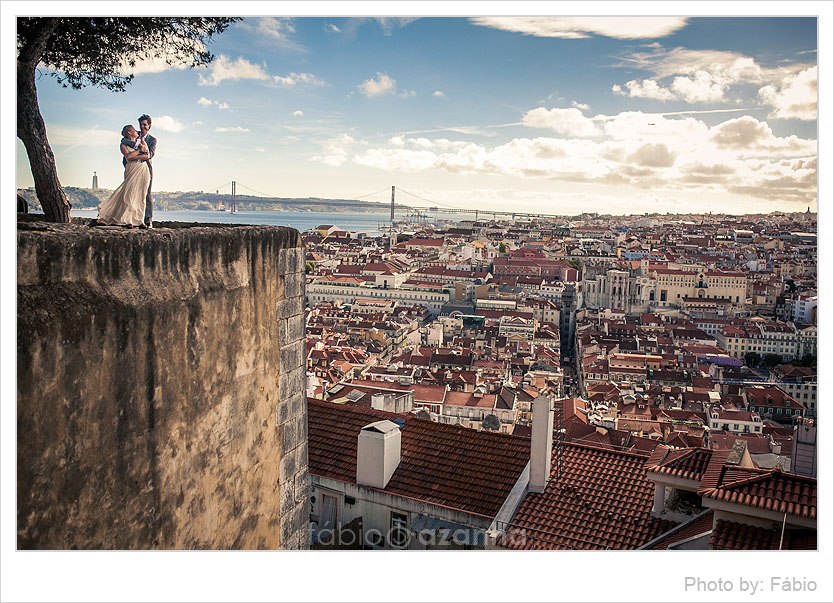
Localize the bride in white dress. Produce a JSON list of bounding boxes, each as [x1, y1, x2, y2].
[[97, 125, 151, 228]]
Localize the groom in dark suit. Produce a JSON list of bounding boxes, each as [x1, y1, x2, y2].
[[137, 114, 157, 228]]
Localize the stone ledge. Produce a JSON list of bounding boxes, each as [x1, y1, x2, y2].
[[17, 217, 309, 550]]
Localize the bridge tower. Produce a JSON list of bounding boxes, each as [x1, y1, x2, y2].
[[390, 186, 395, 222], [231, 181, 236, 213]]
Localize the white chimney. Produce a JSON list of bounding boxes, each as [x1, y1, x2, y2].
[[529, 395, 554, 493], [356, 420, 401, 489], [371, 393, 390, 410]]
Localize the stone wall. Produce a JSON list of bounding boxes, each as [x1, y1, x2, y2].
[[17, 218, 309, 549]]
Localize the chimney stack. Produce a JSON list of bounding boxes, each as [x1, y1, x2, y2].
[[371, 392, 392, 411], [529, 395, 554, 493], [356, 420, 402, 489]]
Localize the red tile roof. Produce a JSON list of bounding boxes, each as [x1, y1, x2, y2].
[[646, 447, 713, 482], [710, 519, 817, 550], [444, 391, 496, 408], [501, 442, 677, 550], [698, 463, 816, 520], [709, 432, 773, 455], [647, 510, 714, 550], [307, 399, 530, 518]]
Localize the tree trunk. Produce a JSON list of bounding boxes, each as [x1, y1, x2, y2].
[[17, 18, 70, 223]]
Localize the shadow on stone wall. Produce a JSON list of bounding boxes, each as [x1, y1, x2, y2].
[[17, 217, 309, 550]]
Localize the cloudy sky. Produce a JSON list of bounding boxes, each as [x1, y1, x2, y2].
[[15, 13, 820, 215]]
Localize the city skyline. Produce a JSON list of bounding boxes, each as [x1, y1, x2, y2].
[[14, 14, 820, 216]]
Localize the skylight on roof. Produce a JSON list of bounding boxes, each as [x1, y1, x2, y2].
[[346, 390, 366, 402]]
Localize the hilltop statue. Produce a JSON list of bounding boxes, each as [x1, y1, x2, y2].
[[17, 17, 239, 223]]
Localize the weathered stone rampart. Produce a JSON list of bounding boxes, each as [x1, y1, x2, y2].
[[17, 217, 309, 549]]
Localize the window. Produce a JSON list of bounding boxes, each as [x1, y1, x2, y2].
[[390, 512, 409, 549], [319, 492, 341, 532]]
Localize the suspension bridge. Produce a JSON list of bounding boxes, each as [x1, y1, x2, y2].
[[201, 181, 570, 223]]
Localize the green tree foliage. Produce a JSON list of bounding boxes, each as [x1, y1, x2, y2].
[[792, 354, 816, 368], [498, 242, 507, 254], [744, 352, 760, 367], [763, 353, 782, 368], [17, 17, 239, 222]]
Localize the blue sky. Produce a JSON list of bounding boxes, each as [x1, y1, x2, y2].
[[15, 13, 821, 215]]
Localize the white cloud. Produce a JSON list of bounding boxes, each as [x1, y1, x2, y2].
[[255, 146, 266, 153], [433, 90, 445, 98], [374, 17, 419, 35], [197, 55, 269, 86], [215, 126, 250, 133], [616, 46, 767, 81], [354, 148, 439, 172], [571, 101, 590, 111], [293, 110, 304, 117], [613, 80, 676, 101], [399, 89, 416, 99], [612, 45, 815, 108], [198, 97, 231, 111], [358, 73, 397, 98], [152, 115, 185, 133], [758, 66, 817, 120], [274, 72, 328, 87], [670, 72, 727, 103], [311, 133, 356, 167], [47, 125, 114, 148], [708, 116, 816, 156], [117, 45, 207, 76], [349, 110, 816, 206], [470, 17, 689, 39], [326, 23, 341, 33], [244, 18, 306, 52], [522, 107, 599, 137], [628, 143, 677, 168], [192, 120, 204, 127], [615, 71, 729, 104]]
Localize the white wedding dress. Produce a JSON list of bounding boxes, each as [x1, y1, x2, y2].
[[97, 154, 150, 226]]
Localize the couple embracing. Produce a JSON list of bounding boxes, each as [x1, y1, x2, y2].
[[97, 114, 157, 229]]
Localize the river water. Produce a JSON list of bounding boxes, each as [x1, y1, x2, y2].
[[70, 208, 464, 234]]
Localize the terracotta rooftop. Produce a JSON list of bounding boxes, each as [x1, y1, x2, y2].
[[646, 510, 714, 550], [646, 447, 713, 482], [307, 398, 530, 518], [698, 457, 816, 520], [710, 519, 817, 550], [501, 442, 677, 550]]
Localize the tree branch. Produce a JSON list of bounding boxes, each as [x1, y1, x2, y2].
[[17, 18, 59, 68]]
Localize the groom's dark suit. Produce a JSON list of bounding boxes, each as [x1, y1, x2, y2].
[[141, 133, 156, 227]]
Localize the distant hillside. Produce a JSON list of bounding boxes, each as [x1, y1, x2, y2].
[[16, 187, 393, 214]]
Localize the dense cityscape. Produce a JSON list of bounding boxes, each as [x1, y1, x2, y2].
[[300, 210, 817, 550], [9, 11, 828, 603]]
